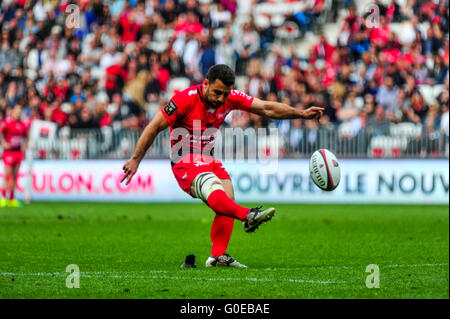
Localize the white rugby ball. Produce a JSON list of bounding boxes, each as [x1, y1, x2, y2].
[[309, 149, 341, 191]]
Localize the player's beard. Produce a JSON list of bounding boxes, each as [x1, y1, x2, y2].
[[204, 88, 223, 108], [210, 101, 222, 108]]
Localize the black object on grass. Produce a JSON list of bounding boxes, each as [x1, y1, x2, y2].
[[180, 254, 197, 268]]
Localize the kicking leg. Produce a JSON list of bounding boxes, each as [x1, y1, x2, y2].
[[191, 172, 276, 233], [190, 172, 249, 221], [190, 172, 276, 267], [192, 175, 275, 267]]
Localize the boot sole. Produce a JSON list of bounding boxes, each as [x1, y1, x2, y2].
[[245, 208, 276, 233]]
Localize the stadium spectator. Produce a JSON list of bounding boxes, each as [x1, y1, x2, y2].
[[103, 92, 143, 131], [289, 0, 326, 34], [376, 76, 398, 110], [234, 19, 260, 75], [366, 104, 390, 136], [215, 26, 235, 68], [210, 2, 231, 28], [198, 35, 217, 78], [407, 91, 429, 124], [313, 35, 335, 63], [257, 14, 276, 50]]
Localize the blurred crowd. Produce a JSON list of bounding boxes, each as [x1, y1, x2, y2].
[[229, 0, 449, 148], [0, 0, 449, 148]]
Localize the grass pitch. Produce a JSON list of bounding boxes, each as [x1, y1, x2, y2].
[[0, 202, 448, 299]]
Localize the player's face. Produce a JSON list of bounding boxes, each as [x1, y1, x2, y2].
[[204, 79, 233, 108], [12, 105, 22, 120]]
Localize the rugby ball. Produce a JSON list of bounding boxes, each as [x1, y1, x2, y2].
[[309, 149, 341, 191]]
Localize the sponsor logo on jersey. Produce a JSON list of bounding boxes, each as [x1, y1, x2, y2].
[[164, 100, 178, 115], [231, 90, 252, 100]]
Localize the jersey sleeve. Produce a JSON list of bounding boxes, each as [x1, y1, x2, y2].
[[160, 91, 189, 126], [227, 90, 254, 112]]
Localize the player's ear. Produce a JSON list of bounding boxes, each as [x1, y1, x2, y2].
[[203, 79, 209, 87]]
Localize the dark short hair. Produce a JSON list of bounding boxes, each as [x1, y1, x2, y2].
[[206, 64, 235, 87]]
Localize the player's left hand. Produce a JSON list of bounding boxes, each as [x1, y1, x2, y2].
[[302, 106, 324, 120]]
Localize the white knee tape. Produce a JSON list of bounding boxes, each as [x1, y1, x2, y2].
[[192, 172, 224, 202]]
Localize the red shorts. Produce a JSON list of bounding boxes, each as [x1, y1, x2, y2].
[[171, 154, 231, 197], [2, 150, 24, 167]]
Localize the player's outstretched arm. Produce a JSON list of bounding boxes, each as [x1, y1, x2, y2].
[[249, 97, 324, 120], [121, 111, 170, 185]]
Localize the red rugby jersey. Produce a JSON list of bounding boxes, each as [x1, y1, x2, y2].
[[161, 84, 254, 163], [1, 117, 30, 151]]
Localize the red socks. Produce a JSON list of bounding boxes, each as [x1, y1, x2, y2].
[[1, 189, 14, 200], [206, 189, 250, 257], [210, 215, 234, 257], [205, 189, 250, 257], [206, 190, 249, 221]]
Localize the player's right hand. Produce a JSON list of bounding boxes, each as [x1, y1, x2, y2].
[[301, 106, 325, 120], [121, 157, 140, 185]]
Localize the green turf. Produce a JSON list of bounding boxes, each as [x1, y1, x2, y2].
[[0, 202, 448, 299]]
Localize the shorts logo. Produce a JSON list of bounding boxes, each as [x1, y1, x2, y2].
[[164, 100, 178, 116], [194, 162, 209, 167]]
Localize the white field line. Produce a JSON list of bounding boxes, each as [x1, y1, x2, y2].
[[383, 263, 449, 268], [0, 271, 342, 285], [1, 264, 447, 285], [263, 263, 449, 271]]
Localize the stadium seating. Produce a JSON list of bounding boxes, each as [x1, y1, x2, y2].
[[0, 0, 447, 160], [368, 135, 408, 158]]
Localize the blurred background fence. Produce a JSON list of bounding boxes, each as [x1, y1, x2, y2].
[[21, 124, 449, 160]]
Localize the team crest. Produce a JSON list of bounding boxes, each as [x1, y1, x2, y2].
[[164, 100, 178, 115]]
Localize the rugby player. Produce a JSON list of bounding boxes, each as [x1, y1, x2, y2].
[[1, 104, 30, 208], [122, 64, 323, 267]]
